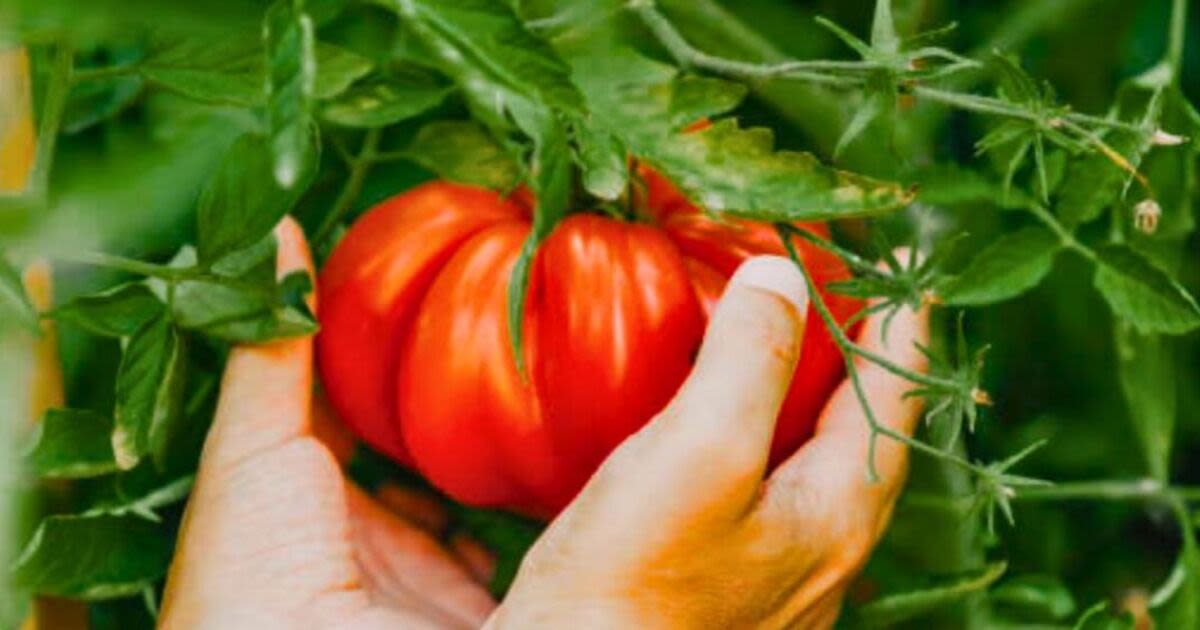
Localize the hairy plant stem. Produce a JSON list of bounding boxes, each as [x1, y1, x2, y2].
[[634, 1, 1144, 177], [27, 44, 74, 204], [778, 228, 988, 482], [313, 128, 381, 245]]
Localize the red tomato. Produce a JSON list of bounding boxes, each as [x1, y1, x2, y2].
[[317, 176, 862, 518]]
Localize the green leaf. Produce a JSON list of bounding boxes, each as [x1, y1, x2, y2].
[[406, 120, 521, 190], [1055, 131, 1142, 228], [394, 0, 584, 127], [855, 562, 1008, 628], [170, 272, 318, 343], [571, 50, 912, 221], [85, 475, 196, 523], [1093, 244, 1200, 335], [51, 283, 163, 338], [63, 74, 144, 134], [139, 36, 263, 106], [25, 409, 119, 479], [311, 42, 375, 100], [196, 133, 311, 265], [665, 75, 747, 129], [264, 0, 318, 189], [140, 34, 370, 106], [321, 71, 452, 128], [112, 315, 188, 470], [0, 248, 39, 333], [1114, 325, 1175, 480], [939, 227, 1061, 305], [990, 574, 1077, 620], [573, 120, 627, 201], [11, 514, 172, 600], [912, 164, 1033, 210]]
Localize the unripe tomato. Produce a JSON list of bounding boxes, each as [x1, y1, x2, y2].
[[317, 175, 861, 518]]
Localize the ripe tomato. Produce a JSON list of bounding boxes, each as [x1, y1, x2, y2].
[[317, 175, 862, 518]]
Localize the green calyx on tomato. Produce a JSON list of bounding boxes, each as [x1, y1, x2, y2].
[[317, 172, 861, 518]]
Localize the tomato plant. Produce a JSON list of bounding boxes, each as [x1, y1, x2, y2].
[[1, 0, 1199, 628]]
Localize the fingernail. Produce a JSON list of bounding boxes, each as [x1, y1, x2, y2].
[[729, 255, 809, 314]]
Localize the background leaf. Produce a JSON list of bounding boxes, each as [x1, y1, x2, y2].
[[940, 227, 1062, 306], [11, 515, 173, 600], [1093, 244, 1200, 335], [25, 409, 119, 479]]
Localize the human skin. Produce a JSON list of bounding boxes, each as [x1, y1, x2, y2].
[[158, 218, 928, 629]]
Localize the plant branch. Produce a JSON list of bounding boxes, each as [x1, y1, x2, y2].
[[27, 44, 74, 203], [778, 227, 988, 481], [70, 64, 137, 84], [313, 128, 381, 245]]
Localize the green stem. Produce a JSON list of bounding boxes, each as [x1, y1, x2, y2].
[[1167, 0, 1189, 74], [59, 252, 184, 280], [28, 44, 74, 202], [907, 480, 1200, 510], [630, 1, 861, 86], [314, 128, 381, 245], [779, 228, 986, 480], [70, 64, 137, 84], [777, 226, 959, 391]]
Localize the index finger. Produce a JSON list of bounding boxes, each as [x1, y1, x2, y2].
[[199, 217, 318, 473]]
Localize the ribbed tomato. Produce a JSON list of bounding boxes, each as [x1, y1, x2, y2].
[[317, 175, 861, 518]]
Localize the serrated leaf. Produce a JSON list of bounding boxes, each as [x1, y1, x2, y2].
[[321, 71, 452, 127], [940, 227, 1061, 305], [0, 248, 39, 333], [113, 314, 187, 470], [856, 562, 1008, 628], [25, 409, 119, 479], [51, 283, 163, 338], [1093, 245, 1200, 335], [406, 120, 521, 190], [265, 0, 317, 189], [395, 0, 584, 122], [666, 75, 747, 129], [11, 514, 172, 600], [571, 50, 911, 221], [196, 133, 311, 265]]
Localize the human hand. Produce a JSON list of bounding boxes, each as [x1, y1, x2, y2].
[[158, 218, 496, 630], [487, 254, 929, 629]]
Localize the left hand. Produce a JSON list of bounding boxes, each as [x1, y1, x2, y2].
[[158, 218, 496, 630]]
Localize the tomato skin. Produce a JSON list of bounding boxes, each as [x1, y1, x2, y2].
[[318, 179, 862, 518]]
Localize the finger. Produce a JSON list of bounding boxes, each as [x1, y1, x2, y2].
[[200, 217, 318, 472], [448, 534, 497, 586], [375, 483, 450, 536], [347, 487, 496, 629], [765, 253, 929, 527], [583, 255, 808, 520]]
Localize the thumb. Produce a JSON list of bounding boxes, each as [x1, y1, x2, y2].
[[584, 255, 809, 520]]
